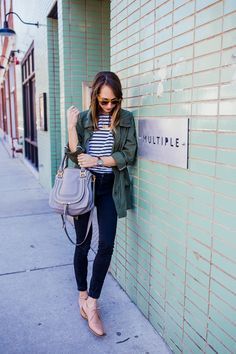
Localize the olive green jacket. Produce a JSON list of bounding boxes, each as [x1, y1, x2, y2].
[[66, 108, 137, 218]]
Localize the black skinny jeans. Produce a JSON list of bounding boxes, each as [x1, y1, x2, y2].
[[73, 172, 117, 299]]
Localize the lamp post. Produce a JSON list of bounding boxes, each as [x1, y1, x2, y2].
[[0, 11, 39, 37]]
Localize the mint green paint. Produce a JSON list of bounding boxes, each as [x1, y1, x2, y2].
[[184, 321, 206, 351], [196, 2, 223, 26], [57, 0, 110, 156], [215, 164, 236, 182], [195, 19, 222, 41], [194, 36, 221, 56], [47, 17, 61, 185]]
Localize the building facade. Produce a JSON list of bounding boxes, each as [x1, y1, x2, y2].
[[0, 0, 22, 157], [0, 0, 235, 353], [110, 1, 236, 353], [0, 0, 110, 184]]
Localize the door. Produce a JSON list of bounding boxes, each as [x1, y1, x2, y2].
[[22, 43, 38, 169]]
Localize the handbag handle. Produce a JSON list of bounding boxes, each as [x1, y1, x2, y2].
[[57, 146, 86, 178], [62, 144, 84, 169]]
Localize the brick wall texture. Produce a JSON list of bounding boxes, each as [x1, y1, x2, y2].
[[110, 1, 236, 353]]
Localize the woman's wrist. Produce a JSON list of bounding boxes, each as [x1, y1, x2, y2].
[[100, 156, 117, 167], [68, 125, 77, 132]]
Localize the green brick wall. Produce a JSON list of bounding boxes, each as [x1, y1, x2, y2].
[[110, 1, 236, 353], [18, 0, 110, 189], [57, 0, 110, 158], [47, 17, 62, 185], [13, 0, 110, 190], [45, 0, 110, 184]]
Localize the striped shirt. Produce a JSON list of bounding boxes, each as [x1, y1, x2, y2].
[[88, 114, 114, 174]]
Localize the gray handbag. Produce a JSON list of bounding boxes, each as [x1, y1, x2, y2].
[[49, 150, 95, 246]]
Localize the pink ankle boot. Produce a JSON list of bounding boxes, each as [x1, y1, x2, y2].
[[81, 299, 105, 336]]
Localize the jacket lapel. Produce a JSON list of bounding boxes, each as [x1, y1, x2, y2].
[[113, 109, 131, 151]]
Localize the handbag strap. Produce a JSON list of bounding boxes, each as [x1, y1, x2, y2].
[[59, 150, 68, 171], [60, 173, 96, 246], [61, 206, 94, 246]]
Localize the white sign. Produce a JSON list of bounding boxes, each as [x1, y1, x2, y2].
[[138, 118, 189, 169]]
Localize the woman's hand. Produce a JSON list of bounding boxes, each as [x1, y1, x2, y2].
[[67, 105, 80, 130], [77, 153, 97, 168]]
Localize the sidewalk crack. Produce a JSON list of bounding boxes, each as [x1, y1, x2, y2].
[[0, 258, 96, 277], [0, 263, 73, 277], [0, 211, 54, 219]]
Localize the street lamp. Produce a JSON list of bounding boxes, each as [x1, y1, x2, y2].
[[0, 11, 39, 37]]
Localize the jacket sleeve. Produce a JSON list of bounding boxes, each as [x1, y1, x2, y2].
[[112, 114, 137, 171], [65, 115, 85, 164]]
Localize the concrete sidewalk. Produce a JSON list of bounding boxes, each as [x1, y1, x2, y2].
[[0, 140, 171, 354]]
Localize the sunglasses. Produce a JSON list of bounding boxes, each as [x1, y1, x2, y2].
[[97, 96, 121, 106]]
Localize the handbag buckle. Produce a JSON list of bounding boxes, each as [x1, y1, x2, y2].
[[80, 170, 86, 178], [57, 170, 64, 178]]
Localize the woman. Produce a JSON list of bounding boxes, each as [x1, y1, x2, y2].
[[66, 71, 137, 336]]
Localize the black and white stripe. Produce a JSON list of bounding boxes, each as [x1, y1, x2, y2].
[[88, 115, 114, 174]]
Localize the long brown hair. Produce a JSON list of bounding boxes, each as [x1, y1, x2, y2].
[[90, 71, 123, 130]]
